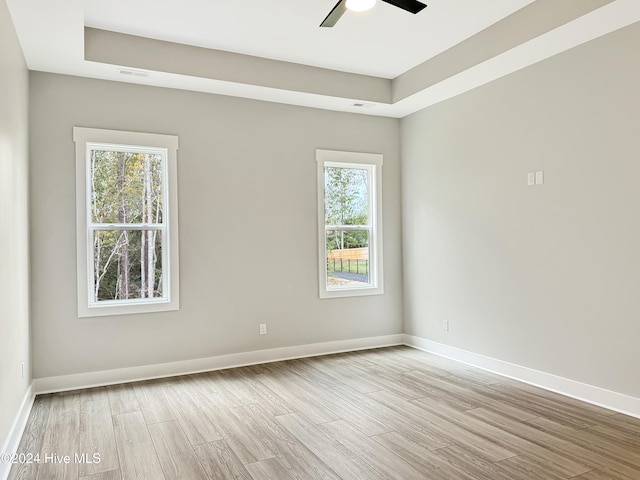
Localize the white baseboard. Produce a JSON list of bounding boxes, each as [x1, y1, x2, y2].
[[34, 334, 404, 394], [1, 383, 35, 480], [404, 334, 640, 419]]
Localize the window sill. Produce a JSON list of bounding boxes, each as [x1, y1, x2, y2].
[[320, 285, 384, 299]]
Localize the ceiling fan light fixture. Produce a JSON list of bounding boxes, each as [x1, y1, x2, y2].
[[345, 0, 376, 12]]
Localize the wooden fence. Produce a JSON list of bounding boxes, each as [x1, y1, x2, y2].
[[328, 247, 368, 260], [327, 247, 369, 276]]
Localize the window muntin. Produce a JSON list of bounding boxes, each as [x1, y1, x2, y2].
[[74, 128, 179, 317], [316, 150, 383, 298]]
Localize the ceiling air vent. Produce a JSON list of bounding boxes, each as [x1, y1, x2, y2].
[[118, 69, 150, 78]]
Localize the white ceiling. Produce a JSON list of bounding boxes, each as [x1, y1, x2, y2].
[[6, 0, 640, 117], [83, 0, 533, 79]]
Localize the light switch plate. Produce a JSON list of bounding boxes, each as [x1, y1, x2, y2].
[[535, 170, 544, 185]]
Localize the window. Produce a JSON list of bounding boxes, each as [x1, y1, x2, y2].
[[74, 127, 179, 317], [316, 149, 383, 298]]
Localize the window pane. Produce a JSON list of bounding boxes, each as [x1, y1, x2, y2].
[[324, 166, 369, 226], [326, 230, 370, 288], [92, 230, 164, 302], [90, 149, 164, 224]]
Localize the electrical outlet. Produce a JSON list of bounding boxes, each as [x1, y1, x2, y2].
[[259, 323, 267, 335], [443, 320, 449, 331], [527, 172, 535, 186]]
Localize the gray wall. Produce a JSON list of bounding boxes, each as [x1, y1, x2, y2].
[[29, 72, 402, 379], [402, 22, 640, 398], [0, 0, 30, 448]]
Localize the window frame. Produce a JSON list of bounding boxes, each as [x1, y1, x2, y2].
[[73, 127, 180, 317], [316, 149, 384, 299]]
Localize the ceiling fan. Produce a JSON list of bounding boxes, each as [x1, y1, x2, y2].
[[320, 0, 427, 27]]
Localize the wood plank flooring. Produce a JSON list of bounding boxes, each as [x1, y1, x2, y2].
[[8, 346, 640, 480]]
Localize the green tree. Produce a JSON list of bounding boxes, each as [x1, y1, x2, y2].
[[324, 166, 369, 251], [90, 149, 163, 302]]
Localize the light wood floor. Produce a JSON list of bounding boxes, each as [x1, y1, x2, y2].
[[8, 346, 640, 480]]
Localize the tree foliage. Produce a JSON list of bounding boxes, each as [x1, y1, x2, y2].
[[324, 166, 369, 252], [90, 149, 164, 302]]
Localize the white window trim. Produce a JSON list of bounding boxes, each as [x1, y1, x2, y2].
[[73, 127, 180, 317], [316, 149, 384, 299]]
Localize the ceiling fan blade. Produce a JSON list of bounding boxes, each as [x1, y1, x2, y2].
[[320, 0, 348, 27], [381, 0, 427, 14]]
